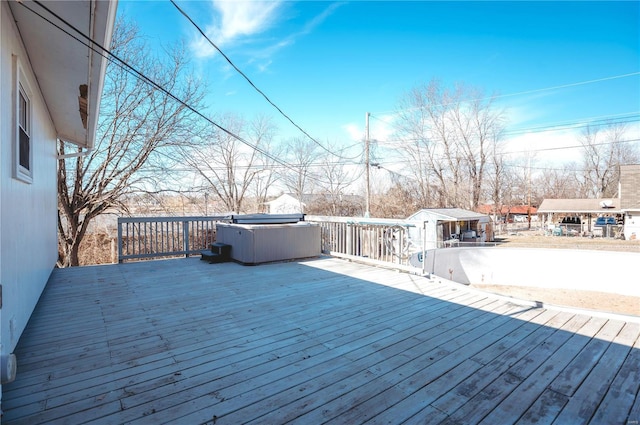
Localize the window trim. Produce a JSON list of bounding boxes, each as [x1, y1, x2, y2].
[[13, 57, 34, 184]]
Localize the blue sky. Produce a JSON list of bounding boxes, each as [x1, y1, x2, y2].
[[119, 1, 639, 163]]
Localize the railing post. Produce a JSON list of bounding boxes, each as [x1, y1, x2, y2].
[[183, 220, 189, 257], [422, 221, 427, 276], [117, 219, 123, 263]]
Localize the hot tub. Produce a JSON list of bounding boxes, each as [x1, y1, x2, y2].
[[216, 222, 321, 265]]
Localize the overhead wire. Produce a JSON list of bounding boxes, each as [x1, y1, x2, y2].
[[502, 114, 640, 136], [169, 0, 359, 160], [369, 72, 640, 116], [26, 0, 349, 188], [502, 137, 640, 156], [369, 110, 640, 140], [368, 137, 640, 175], [26, 2, 265, 157], [366, 76, 640, 156], [366, 108, 640, 162], [26, 1, 639, 191]]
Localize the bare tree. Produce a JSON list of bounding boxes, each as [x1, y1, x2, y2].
[[279, 137, 321, 209], [181, 114, 276, 213], [373, 177, 418, 219], [58, 19, 204, 267], [248, 117, 281, 213], [451, 84, 504, 209], [315, 142, 360, 215], [504, 154, 535, 208], [486, 140, 508, 221], [395, 83, 452, 207], [579, 123, 639, 198], [395, 79, 505, 209], [536, 162, 582, 200]]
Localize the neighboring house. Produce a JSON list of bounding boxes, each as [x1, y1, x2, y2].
[[265, 193, 306, 214], [407, 208, 493, 249], [265, 193, 365, 217], [0, 0, 116, 394], [476, 204, 538, 223], [620, 164, 640, 240], [538, 165, 640, 239]]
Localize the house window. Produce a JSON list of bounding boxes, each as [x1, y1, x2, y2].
[[18, 85, 30, 170], [13, 58, 33, 183]]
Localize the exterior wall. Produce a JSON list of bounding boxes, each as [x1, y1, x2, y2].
[[1, 0, 58, 362], [624, 211, 640, 240], [620, 165, 640, 240], [620, 164, 640, 211], [267, 194, 305, 214]]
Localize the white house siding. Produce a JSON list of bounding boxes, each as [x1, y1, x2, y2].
[[624, 211, 640, 240], [267, 194, 305, 214], [1, 0, 58, 371]]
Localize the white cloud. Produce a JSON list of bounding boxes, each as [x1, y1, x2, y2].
[[191, 1, 345, 73], [298, 2, 345, 38], [342, 123, 363, 142], [341, 112, 397, 146], [503, 129, 583, 166], [247, 2, 345, 71], [503, 116, 640, 167], [192, 1, 283, 58], [369, 113, 396, 145]]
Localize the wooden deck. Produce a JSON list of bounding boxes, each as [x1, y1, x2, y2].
[[2, 256, 639, 424]]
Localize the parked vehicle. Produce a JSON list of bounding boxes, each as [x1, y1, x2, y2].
[[595, 216, 616, 226]]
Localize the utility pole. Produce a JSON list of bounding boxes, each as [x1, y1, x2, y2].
[[365, 112, 370, 217]]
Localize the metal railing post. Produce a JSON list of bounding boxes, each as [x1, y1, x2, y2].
[[183, 220, 189, 257], [117, 218, 123, 263]]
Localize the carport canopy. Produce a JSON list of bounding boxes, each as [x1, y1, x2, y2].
[[538, 198, 622, 215]]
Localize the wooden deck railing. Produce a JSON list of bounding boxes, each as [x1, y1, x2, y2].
[[306, 216, 427, 273], [116, 214, 429, 273], [118, 215, 440, 272], [117, 216, 228, 262]]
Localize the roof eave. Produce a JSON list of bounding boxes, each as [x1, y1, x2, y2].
[[84, 0, 117, 149], [9, 0, 117, 149]]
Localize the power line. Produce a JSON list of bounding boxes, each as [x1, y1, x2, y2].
[[370, 138, 640, 171], [169, 0, 348, 159], [490, 72, 640, 102], [369, 72, 640, 116], [502, 138, 640, 156], [370, 109, 640, 141], [25, 0, 345, 188], [25, 2, 263, 156], [503, 114, 640, 136]]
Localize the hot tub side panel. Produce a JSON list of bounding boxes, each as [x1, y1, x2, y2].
[[216, 224, 321, 264]]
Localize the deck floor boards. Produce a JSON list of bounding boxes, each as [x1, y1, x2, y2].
[[2, 256, 639, 424]]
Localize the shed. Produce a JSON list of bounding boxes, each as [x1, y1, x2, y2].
[[407, 208, 492, 249]]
